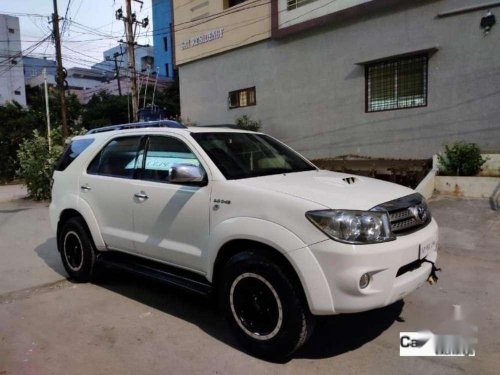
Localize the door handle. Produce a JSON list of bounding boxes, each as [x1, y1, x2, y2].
[[80, 185, 91, 191], [134, 192, 148, 200]]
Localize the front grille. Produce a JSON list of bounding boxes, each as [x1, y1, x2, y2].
[[372, 193, 431, 236], [390, 211, 422, 234], [389, 209, 412, 222]]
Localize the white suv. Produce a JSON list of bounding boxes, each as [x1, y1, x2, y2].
[[50, 120, 439, 359]]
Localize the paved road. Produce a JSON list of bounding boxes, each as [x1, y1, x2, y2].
[[0, 184, 27, 203], [0, 196, 499, 375], [0, 199, 66, 295]]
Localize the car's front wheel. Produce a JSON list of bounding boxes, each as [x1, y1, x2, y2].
[[219, 250, 315, 360], [58, 217, 96, 282]]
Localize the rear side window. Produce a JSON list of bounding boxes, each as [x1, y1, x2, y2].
[[55, 138, 94, 171], [87, 136, 143, 178]]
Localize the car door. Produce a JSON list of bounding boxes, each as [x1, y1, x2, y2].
[[79, 135, 145, 252], [132, 134, 211, 272]]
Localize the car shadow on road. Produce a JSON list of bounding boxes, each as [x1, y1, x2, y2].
[[296, 301, 404, 359], [34, 237, 68, 278], [34, 241, 403, 362], [86, 267, 404, 362]]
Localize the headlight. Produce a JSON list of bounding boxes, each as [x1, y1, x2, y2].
[[306, 209, 395, 244]]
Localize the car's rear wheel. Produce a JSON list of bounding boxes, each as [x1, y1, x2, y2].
[[219, 250, 315, 360], [58, 217, 96, 282]]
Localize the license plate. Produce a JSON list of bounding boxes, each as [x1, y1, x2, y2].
[[419, 240, 436, 260]]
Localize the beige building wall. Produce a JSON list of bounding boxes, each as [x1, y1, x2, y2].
[[174, 0, 271, 66], [277, 0, 373, 29]]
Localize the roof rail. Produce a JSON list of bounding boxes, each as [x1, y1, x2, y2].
[[199, 124, 238, 129], [86, 120, 186, 134]]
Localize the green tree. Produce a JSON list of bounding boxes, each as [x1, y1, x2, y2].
[[235, 114, 262, 131], [81, 91, 130, 129], [154, 74, 180, 118], [25, 85, 83, 135], [0, 102, 44, 182], [16, 130, 63, 200], [438, 141, 487, 176]]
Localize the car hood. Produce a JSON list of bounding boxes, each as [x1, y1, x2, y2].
[[240, 170, 415, 210]]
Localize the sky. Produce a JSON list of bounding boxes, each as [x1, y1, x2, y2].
[[0, 0, 153, 69]]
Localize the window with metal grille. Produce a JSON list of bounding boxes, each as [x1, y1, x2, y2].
[[229, 87, 256, 109], [287, 0, 318, 11], [366, 55, 428, 112]]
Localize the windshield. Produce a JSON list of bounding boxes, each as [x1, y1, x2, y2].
[[191, 132, 316, 180]]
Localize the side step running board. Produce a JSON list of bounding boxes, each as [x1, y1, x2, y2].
[[96, 251, 212, 296]]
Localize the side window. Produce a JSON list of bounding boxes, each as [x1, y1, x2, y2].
[[87, 136, 143, 178], [55, 138, 94, 171], [142, 136, 202, 183]]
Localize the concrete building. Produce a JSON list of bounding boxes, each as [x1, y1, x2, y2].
[[174, 0, 500, 159], [27, 67, 114, 103], [70, 75, 172, 104], [152, 0, 175, 78], [28, 66, 113, 90], [22, 56, 57, 81], [92, 43, 155, 77], [0, 14, 26, 106]]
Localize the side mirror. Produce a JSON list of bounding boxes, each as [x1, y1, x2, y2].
[[169, 164, 206, 184]]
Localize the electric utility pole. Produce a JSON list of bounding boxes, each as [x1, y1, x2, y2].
[[116, 0, 148, 122], [114, 54, 122, 96], [52, 0, 68, 140], [125, 0, 137, 121], [107, 51, 124, 96]]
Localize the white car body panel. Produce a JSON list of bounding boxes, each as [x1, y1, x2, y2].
[[131, 180, 211, 271], [79, 173, 139, 252], [240, 170, 414, 210], [50, 126, 439, 315]]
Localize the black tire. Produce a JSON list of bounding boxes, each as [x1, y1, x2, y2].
[[219, 250, 315, 360], [58, 217, 96, 283]]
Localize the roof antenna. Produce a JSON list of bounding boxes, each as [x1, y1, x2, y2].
[[143, 67, 150, 108], [151, 66, 159, 108]]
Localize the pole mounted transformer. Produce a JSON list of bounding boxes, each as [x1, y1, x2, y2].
[[116, 0, 149, 122]]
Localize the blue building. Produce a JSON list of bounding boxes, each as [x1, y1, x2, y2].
[[152, 0, 174, 78]]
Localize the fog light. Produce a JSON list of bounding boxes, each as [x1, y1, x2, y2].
[[359, 273, 371, 289]]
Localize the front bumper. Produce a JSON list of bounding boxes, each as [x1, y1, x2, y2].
[[308, 218, 439, 314]]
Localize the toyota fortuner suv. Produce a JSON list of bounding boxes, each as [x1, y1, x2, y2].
[[50, 120, 439, 359]]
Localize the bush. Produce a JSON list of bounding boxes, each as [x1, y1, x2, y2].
[[0, 102, 45, 183], [235, 114, 262, 132], [17, 130, 63, 200], [437, 141, 487, 176]]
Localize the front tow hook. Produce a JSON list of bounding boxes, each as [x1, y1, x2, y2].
[[422, 259, 442, 285]]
